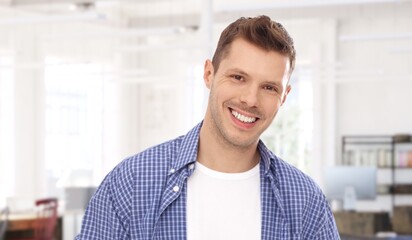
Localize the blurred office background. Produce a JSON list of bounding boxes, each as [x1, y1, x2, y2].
[[0, 0, 412, 239]]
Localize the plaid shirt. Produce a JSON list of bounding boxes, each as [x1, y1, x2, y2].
[[76, 122, 340, 240]]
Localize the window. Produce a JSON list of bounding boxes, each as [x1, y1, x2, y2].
[[0, 56, 15, 201], [44, 58, 104, 195]]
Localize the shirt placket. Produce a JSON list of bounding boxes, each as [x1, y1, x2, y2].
[[260, 161, 290, 239], [152, 165, 192, 239]]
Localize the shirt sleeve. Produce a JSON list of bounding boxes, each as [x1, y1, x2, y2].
[[314, 200, 341, 240], [75, 161, 134, 240], [303, 192, 341, 240]]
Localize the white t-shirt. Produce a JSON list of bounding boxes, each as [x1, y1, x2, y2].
[[186, 162, 261, 240]]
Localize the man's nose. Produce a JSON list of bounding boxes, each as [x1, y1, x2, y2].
[[239, 86, 259, 107]]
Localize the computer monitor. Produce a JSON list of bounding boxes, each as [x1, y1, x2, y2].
[[65, 187, 97, 211], [324, 166, 377, 211]]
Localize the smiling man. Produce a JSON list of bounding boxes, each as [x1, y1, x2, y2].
[[76, 16, 340, 240]]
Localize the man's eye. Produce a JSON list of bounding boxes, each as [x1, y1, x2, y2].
[[232, 75, 243, 81], [264, 85, 277, 92]]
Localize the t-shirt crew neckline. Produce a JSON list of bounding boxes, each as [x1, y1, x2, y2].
[[195, 161, 260, 181]]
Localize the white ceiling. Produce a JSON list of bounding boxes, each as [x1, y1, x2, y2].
[[1, 0, 411, 29]]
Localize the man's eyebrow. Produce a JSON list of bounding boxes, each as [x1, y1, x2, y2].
[[225, 68, 250, 77]]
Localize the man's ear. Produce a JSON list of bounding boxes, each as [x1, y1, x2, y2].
[[281, 85, 292, 106], [203, 59, 214, 89]]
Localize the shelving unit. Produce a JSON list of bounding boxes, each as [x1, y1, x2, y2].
[[341, 135, 412, 210]]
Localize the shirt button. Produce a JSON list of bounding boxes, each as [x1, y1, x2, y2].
[[169, 168, 176, 174], [188, 163, 195, 170], [173, 186, 180, 192]]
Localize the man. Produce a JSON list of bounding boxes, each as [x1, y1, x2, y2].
[[76, 15, 340, 239]]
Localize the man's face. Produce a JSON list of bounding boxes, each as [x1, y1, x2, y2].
[[203, 38, 291, 149]]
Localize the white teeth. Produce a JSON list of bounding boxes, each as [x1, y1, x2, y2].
[[231, 110, 257, 123]]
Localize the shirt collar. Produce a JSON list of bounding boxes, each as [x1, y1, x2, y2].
[[172, 121, 278, 182], [172, 122, 203, 172], [257, 140, 277, 176]]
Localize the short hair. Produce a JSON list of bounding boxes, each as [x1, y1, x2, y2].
[[212, 15, 296, 77]]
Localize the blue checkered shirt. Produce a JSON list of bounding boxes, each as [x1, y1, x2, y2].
[[76, 122, 340, 239]]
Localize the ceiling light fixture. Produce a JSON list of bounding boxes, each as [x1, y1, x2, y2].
[[0, 12, 105, 25], [339, 33, 412, 42]]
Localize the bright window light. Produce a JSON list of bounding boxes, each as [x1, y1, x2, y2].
[[44, 58, 104, 194], [0, 56, 15, 201]]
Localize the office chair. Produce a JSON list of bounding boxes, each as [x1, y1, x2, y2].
[[33, 198, 58, 240]]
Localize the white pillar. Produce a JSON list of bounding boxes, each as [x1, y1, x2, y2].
[[199, 0, 214, 117], [0, 55, 15, 202], [13, 27, 46, 200], [313, 19, 338, 188], [201, 0, 214, 58]]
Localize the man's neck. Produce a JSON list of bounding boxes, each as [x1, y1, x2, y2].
[[197, 123, 260, 173]]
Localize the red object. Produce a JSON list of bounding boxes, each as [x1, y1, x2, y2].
[[34, 198, 58, 240], [9, 198, 58, 240]]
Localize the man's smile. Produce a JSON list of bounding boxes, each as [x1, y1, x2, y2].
[[230, 109, 258, 123]]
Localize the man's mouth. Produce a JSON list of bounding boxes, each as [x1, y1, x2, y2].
[[230, 109, 258, 123]]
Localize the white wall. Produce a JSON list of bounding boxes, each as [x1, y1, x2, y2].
[[333, 4, 412, 211], [337, 82, 412, 136]]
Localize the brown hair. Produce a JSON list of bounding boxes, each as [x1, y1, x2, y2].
[[212, 15, 296, 77]]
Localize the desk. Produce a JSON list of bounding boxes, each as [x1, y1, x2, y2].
[[5, 213, 62, 240], [334, 211, 391, 235], [7, 214, 37, 231]]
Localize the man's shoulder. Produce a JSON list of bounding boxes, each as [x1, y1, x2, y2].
[[97, 135, 186, 199], [109, 123, 202, 183], [272, 155, 323, 198], [270, 156, 339, 238]]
